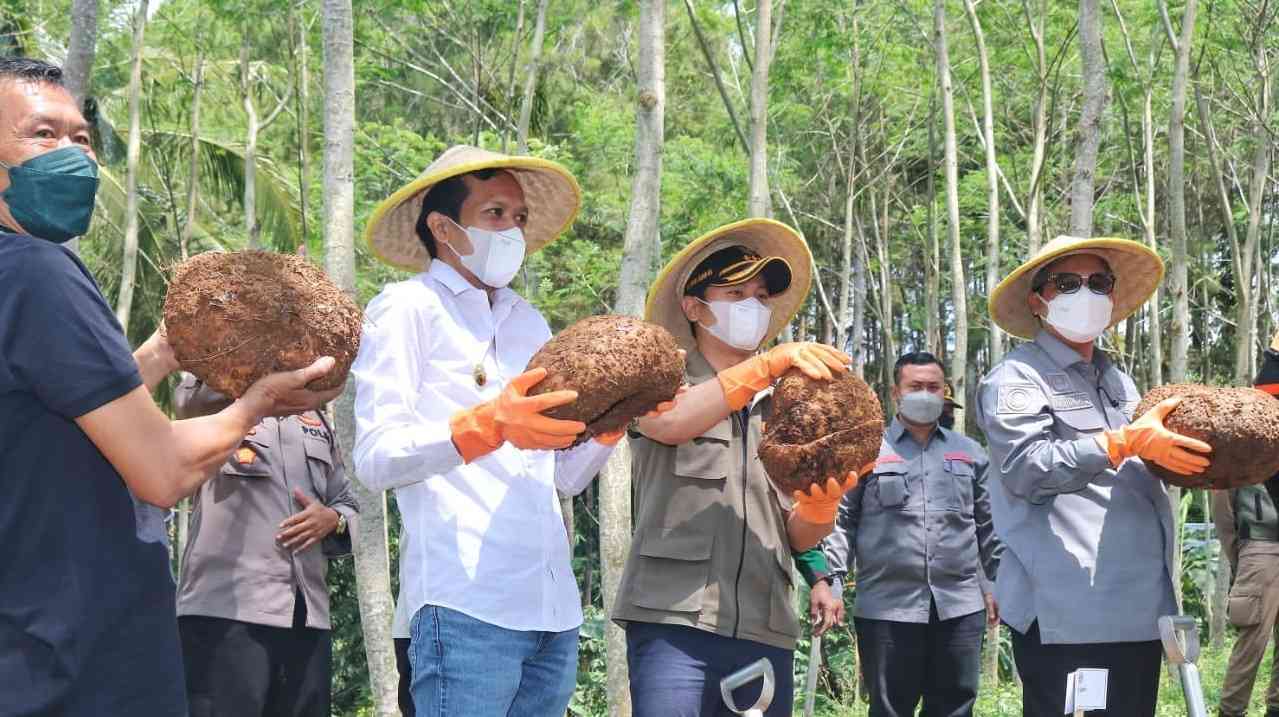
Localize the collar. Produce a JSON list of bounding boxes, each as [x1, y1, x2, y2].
[[428, 260, 482, 296], [888, 417, 946, 444], [1034, 329, 1111, 374]]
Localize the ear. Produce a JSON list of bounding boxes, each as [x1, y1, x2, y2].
[[680, 296, 702, 323], [890, 384, 902, 404], [1026, 291, 1044, 319]]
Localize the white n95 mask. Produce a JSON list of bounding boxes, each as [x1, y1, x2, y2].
[[1041, 290, 1113, 343], [698, 297, 773, 351], [444, 217, 526, 288]]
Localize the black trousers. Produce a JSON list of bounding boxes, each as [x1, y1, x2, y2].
[[179, 592, 332, 717], [1011, 621, 1162, 717], [394, 637, 415, 717], [854, 602, 986, 717]]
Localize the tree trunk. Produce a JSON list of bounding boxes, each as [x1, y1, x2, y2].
[[321, 1, 398, 713], [1163, 0, 1197, 605], [62, 0, 97, 260], [1023, 0, 1048, 253], [1165, 0, 1196, 384], [962, 0, 1001, 363], [115, 0, 148, 336], [600, 3, 665, 715], [936, 0, 966, 430], [515, 0, 550, 154], [1237, 50, 1272, 386], [746, 0, 771, 217], [1068, 0, 1106, 238], [925, 92, 941, 355], [837, 11, 861, 354], [65, 0, 99, 110], [1143, 86, 1162, 386], [180, 49, 204, 261], [241, 35, 261, 248], [293, 0, 311, 245]]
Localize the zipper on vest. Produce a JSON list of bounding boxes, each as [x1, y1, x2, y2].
[[731, 408, 749, 640]]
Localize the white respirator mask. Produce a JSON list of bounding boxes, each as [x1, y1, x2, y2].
[[443, 217, 526, 288], [697, 297, 773, 351], [1040, 290, 1114, 343]]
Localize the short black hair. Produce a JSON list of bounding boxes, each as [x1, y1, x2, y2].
[[893, 351, 945, 385], [414, 168, 503, 259], [0, 57, 64, 86]]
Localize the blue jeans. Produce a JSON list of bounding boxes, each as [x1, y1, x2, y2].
[[408, 605, 578, 717], [626, 622, 794, 717]]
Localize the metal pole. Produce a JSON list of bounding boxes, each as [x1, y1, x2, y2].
[[802, 635, 821, 717]]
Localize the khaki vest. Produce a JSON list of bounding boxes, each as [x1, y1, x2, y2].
[[611, 351, 800, 650]]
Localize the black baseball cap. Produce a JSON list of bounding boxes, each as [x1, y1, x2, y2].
[[683, 245, 792, 297]]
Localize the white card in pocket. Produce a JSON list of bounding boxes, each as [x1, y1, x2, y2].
[[1063, 668, 1108, 714]]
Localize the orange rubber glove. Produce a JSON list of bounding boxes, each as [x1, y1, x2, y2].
[[450, 367, 586, 463], [791, 471, 861, 525], [1094, 396, 1212, 476], [594, 389, 687, 445], [718, 342, 851, 411]]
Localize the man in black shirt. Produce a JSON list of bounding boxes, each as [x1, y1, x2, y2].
[[0, 57, 341, 716]]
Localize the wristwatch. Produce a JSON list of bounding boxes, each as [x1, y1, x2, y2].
[[335, 511, 348, 536]]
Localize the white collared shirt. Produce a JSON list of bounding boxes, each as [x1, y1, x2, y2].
[[352, 261, 613, 634]]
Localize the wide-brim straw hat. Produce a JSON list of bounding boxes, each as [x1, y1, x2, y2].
[[646, 218, 813, 353], [364, 145, 581, 272], [990, 235, 1165, 340]]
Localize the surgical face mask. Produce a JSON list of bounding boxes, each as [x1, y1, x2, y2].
[[899, 390, 944, 425], [697, 297, 773, 351], [1039, 290, 1113, 343], [0, 145, 100, 243], [442, 217, 526, 288]]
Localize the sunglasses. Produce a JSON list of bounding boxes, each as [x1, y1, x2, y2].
[[1034, 272, 1116, 296]]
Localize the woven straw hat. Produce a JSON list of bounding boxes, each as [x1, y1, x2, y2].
[[364, 145, 581, 271], [645, 218, 813, 353], [989, 235, 1164, 340]]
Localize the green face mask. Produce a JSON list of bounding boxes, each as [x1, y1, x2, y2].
[[0, 145, 100, 243]]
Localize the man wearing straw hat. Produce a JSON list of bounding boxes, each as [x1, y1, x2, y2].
[[975, 236, 1213, 716], [612, 218, 859, 716], [351, 146, 668, 715]]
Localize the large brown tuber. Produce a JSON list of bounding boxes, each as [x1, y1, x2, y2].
[[759, 369, 885, 493], [526, 315, 684, 445], [1134, 383, 1279, 489], [163, 251, 362, 397]]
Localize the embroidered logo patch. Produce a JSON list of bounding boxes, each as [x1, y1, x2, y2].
[[1049, 392, 1095, 411], [997, 383, 1042, 414], [875, 454, 905, 466], [299, 414, 323, 428], [235, 447, 257, 465]]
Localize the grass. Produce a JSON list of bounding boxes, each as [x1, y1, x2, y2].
[[806, 643, 1274, 716]]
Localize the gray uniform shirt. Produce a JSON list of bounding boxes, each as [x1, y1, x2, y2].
[[173, 375, 359, 630], [824, 419, 1002, 623], [974, 330, 1177, 644]]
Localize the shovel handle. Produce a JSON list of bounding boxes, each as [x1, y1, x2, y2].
[[720, 658, 775, 715]]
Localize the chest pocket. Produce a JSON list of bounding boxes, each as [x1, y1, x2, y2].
[[940, 457, 976, 514], [674, 418, 732, 481], [1053, 405, 1107, 438], [871, 467, 910, 511]]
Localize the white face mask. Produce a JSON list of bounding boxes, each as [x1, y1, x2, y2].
[[443, 217, 526, 288], [1039, 290, 1113, 343], [697, 297, 773, 351]]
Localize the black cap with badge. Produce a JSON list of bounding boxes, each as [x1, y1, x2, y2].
[[683, 245, 793, 297]]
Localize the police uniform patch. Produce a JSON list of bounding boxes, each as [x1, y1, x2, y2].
[[997, 382, 1042, 414], [235, 446, 257, 465], [1044, 371, 1074, 395]]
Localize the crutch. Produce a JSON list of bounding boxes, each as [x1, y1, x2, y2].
[[720, 658, 776, 717], [1159, 615, 1209, 717]]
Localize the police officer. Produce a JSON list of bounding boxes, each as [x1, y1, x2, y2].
[[824, 351, 1001, 717], [1214, 331, 1279, 717], [940, 381, 960, 430], [975, 236, 1212, 717], [173, 373, 359, 717]]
